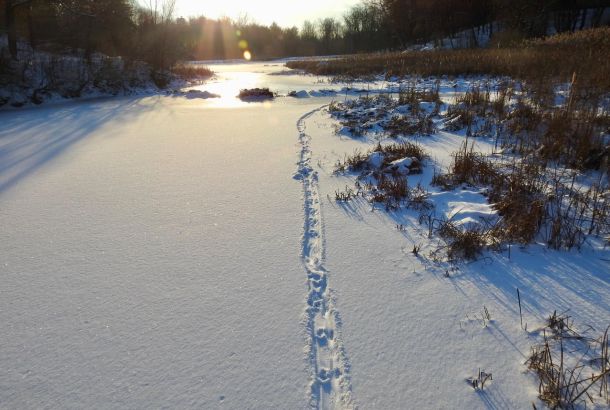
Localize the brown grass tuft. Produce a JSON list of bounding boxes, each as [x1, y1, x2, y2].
[[171, 64, 213, 80]]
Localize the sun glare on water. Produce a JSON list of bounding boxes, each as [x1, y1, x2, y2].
[[196, 67, 264, 108]]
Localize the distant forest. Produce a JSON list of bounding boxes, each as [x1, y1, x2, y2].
[[1, 0, 609, 68]]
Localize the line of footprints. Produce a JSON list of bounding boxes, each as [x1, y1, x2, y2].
[[315, 326, 342, 386]]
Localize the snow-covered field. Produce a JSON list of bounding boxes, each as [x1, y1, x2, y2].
[[1, 62, 608, 409]]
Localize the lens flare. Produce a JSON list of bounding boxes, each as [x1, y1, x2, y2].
[[243, 50, 252, 61], [238, 40, 248, 50]]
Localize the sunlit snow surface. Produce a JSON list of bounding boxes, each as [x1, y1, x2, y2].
[[1, 61, 608, 409], [0, 63, 337, 409]]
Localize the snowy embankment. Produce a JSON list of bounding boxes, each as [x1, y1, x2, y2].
[[306, 106, 609, 408], [303, 77, 609, 408], [0, 36, 215, 109], [0, 62, 608, 409]]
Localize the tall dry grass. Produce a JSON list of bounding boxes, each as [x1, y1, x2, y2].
[[171, 64, 213, 80], [287, 28, 610, 94]]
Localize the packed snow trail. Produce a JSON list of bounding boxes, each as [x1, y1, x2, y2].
[[295, 107, 355, 409]]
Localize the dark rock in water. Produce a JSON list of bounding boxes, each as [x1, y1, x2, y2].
[[183, 90, 220, 99], [238, 88, 274, 100]]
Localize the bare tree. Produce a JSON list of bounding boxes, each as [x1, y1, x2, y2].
[[144, 0, 174, 25]]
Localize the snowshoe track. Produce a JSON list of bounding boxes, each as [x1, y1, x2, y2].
[[295, 107, 355, 410]]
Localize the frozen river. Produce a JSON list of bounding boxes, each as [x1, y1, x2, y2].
[[2, 61, 608, 409]]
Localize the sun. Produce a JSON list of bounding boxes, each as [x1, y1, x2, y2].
[[174, 0, 360, 27]]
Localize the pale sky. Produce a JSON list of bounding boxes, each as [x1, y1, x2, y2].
[[173, 0, 361, 27]]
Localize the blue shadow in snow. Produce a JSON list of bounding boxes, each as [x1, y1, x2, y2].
[[462, 244, 610, 329], [0, 96, 160, 196]]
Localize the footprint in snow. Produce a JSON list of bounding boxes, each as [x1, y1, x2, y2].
[[316, 328, 334, 345], [308, 296, 323, 310], [318, 368, 341, 384], [309, 276, 327, 293]]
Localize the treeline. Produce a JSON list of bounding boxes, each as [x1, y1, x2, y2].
[[0, 0, 356, 62], [1, 0, 609, 66], [378, 0, 610, 47], [1, 0, 184, 69]]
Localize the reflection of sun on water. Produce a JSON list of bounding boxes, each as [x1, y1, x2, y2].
[[199, 70, 262, 108], [186, 28, 258, 107]]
